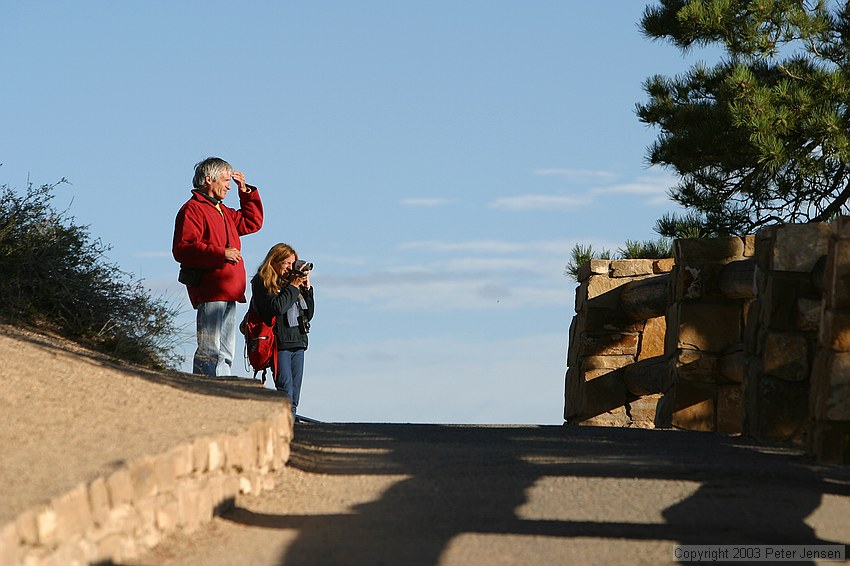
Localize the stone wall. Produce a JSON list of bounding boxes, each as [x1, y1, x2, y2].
[[0, 412, 293, 566], [808, 218, 850, 464], [656, 236, 755, 433], [564, 258, 673, 427], [743, 223, 831, 444]]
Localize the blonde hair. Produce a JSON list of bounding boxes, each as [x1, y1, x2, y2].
[[257, 243, 298, 294]]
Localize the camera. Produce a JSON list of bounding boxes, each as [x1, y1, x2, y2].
[[291, 260, 313, 276]]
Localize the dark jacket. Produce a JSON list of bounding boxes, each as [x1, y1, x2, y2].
[[173, 188, 263, 308], [250, 274, 315, 351]]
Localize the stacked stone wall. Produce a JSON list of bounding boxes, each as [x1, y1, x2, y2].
[[656, 237, 755, 433], [564, 258, 673, 427], [0, 412, 293, 566], [808, 218, 850, 464], [744, 223, 831, 444]]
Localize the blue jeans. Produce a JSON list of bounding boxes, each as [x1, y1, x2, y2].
[[276, 349, 305, 416], [193, 301, 237, 376]]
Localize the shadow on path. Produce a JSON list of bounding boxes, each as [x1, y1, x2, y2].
[[224, 423, 850, 565]]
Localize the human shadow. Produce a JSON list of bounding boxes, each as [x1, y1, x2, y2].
[[220, 423, 849, 565]]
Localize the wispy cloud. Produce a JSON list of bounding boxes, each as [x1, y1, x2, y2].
[[533, 168, 619, 183], [400, 197, 456, 207], [489, 194, 591, 211]]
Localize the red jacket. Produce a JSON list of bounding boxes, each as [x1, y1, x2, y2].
[[173, 187, 264, 308]]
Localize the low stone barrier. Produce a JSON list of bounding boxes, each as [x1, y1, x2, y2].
[[0, 411, 293, 566]]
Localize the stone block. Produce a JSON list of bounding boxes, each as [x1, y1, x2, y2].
[[610, 259, 656, 277], [824, 238, 850, 309], [654, 258, 675, 273], [15, 509, 37, 545], [762, 332, 809, 381], [156, 493, 180, 532], [806, 420, 850, 465], [743, 234, 756, 257], [623, 356, 671, 395], [192, 437, 210, 473], [577, 259, 610, 282], [819, 309, 850, 352], [177, 486, 201, 532], [772, 222, 831, 272], [35, 506, 58, 546], [795, 298, 823, 332], [106, 468, 133, 507], [581, 355, 635, 371], [673, 302, 743, 352], [760, 275, 799, 330], [719, 347, 746, 383], [675, 237, 745, 262], [155, 452, 177, 494], [638, 316, 666, 360], [564, 367, 581, 419], [716, 384, 743, 434], [750, 375, 810, 443], [88, 476, 111, 528], [224, 433, 244, 472], [626, 394, 662, 428], [0, 522, 20, 566], [581, 368, 630, 417], [170, 443, 194, 479], [579, 332, 639, 357], [208, 438, 225, 472], [810, 350, 850, 421], [670, 382, 716, 432], [583, 307, 644, 333], [577, 405, 630, 427], [584, 273, 635, 309], [674, 349, 729, 384], [129, 457, 159, 501]]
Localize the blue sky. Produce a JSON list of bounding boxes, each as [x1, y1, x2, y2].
[[1, 2, 707, 424]]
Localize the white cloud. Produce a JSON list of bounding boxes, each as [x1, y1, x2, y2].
[[533, 168, 619, 183], [489, 194, 592, 211], [400, 197, 456, 207]]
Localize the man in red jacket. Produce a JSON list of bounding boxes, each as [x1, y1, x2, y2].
[[173, 157, 264, 376]]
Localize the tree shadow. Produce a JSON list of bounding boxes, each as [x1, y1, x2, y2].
[[222, 423, 850, 565]]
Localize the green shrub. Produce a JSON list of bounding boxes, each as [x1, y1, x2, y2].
[[0, 179, 182, 369]]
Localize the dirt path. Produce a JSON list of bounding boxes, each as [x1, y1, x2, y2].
[[132, 423, 850, 565]]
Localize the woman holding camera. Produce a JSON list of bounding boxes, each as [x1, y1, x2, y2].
[[250, 243, 314, 419]]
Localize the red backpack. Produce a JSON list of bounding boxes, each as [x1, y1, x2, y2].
[[239, 303, 277, 384]]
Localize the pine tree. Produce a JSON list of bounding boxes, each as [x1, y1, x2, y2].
[[638, 0, 850, 237]]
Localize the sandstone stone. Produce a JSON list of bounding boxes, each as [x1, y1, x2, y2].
[[155, 452, 177, 493], [610, 259, 656, 277], [743, 234, 756, 257], [584, 273, 636, 308], [750, 375, 810, 443], [795, 298, 823, 333], [822, 239, 850, 309], [716, 384, 743, 434], [106, 468, 133, 507], [129, 457, 159, 501], [718, 258, 756, 299], [675, 237, 745, 262], [577, 259, 610, 282], [581, 368, 630, 417], [583, 306, 644, 333], [620, 274, 669, 320], [192, 437, 210, 473], [15, 509, 38, 546], [576, 405, 630, 427], [564, 367, 581, 419], [653, 258, 675, 273], [671, 394, 715, 432], [88, 477, 111, 528], [719, 347, 746, 383], [0, 522, 20, 566], [806, 420, 850, 465], [762, 332, 809, 381], [626, 394, 662, 428], [35, 506, 58, 546], [819, 309, 850, 351], [581, 355, 635, 370], [638, 316, 666, 360], [674, 350, 721, 383], [177, 486, 201, 532], [208, 438, 225, 472], [673, 302, 743, 352], [579, 332, 639, 357], [810, 350, 850, 421], [170, 443, 194, 479], [772, 222, 831, 272], [623, 356, 670, 396], [760, 274, 799, 330]]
